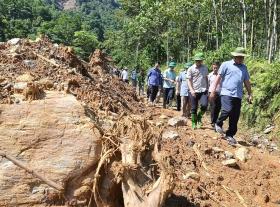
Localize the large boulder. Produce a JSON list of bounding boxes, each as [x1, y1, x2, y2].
[[0, 91, 101, 206]]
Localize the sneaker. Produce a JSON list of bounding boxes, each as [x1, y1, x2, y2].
[[226, 136, 237, 146], [215, 124, 224, 135]]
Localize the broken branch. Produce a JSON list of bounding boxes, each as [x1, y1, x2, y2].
[[0, 151, 64, 192]]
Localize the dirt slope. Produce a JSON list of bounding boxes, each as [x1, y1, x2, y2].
[[147, 107, 280, 207]]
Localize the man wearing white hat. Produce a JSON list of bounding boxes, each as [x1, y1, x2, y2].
[[210, 47, 252, 145]]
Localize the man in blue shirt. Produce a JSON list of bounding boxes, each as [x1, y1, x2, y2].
[[147, 62, 162, 105], [210, 47, 252, 145], [178, 62, 192, 117], [163, 62, 177, 109]]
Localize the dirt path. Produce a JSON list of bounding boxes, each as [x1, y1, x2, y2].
[[145, 105, 280, 207]]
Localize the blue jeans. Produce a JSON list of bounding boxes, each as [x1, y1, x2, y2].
[[163, 87, 175, 108], [216, 95, 241, 137]]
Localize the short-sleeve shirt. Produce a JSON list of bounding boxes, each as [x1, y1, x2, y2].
[[121, 70, 128, 80], [178, 71, 189, 96], [219, 60, 250, 99], [163, 68, 176, 88], [208, 72, 221, 93], [187, 64, 209, 92]]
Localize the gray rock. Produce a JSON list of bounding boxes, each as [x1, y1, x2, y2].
[[235, 147, 249, 162], [224, 151, 234, 159], [7, 38, 21, 45], [23, 60, 36, 68], [168, 116, 188, 127], [264, 126, 274, 134], [222, 159, 237, 167], [212, 147, 224, 153], [183, 172, 200, 181], [270, 143, 278, 150], [162, 131, 180, 140], [159, 115, 168, 119]]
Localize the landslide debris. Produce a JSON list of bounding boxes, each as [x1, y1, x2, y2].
[[0, 37, 174, 207]]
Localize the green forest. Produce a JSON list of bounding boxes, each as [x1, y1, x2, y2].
[[0, 0, 279, 135]]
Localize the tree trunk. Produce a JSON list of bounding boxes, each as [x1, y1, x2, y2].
[[240, 0, 247, 48], [212, 0, 219, 49], [268, 0, 277, 63]]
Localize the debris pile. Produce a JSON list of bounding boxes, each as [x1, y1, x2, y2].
[[0, 38, 173, 207], [0, 37, 142, 115]]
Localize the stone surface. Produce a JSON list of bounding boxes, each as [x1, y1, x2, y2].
[[235, 147, 249, 162], [168, 116, 188, 127], [183, 172, 200, 181], [222, 159, 237, 167], [224, 151, 234, 159], [159, 115, 169, 119], [212, 147, 224, 153], [7, 38, 21, 45], [264, 126, 274, 134], [0, 91, 101, 206], [162, 130, 180, 140]]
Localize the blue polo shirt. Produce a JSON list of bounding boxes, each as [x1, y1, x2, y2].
[[147, 68, 162, 86], [163, 68, 176, 88], [178, 70, 189, 96], [219, 60, 250, 99]]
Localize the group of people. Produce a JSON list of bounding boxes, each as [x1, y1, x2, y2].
[[146, 47, 252, 146]]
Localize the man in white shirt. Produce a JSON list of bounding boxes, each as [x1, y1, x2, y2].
[[208, 61, 221, 128], [121, 67, 129, 83]]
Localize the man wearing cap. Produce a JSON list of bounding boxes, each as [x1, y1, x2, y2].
[[178, 62, 192, 117], [163, 62, 177, 109], [210, 47, 252, 145], [187, 53, 209, 129], [208, 61, 221, 128]]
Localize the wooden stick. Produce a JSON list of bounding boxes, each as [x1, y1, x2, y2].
[[88, 149, 113, 207], [32, 52, 60, 67], [198, 185, 228, 207], [0, 152, 64, 192], [193, 144, 215, 173]]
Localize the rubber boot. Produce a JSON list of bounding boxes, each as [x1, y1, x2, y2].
[[191, 113, 197, 129], [197, 110, 206, 129]]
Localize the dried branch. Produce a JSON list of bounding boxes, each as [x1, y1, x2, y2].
[[0, 151, 64, 192]]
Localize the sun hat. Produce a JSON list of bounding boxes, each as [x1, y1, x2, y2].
[[231, 47, 248, 57], [193, 53, 204, 61], [184, 62, 193, 69], [168, 61, 177, 67]]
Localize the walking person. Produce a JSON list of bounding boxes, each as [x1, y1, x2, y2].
[[187, 53, 209, 129], [210, 47, 252, 145], [208, 61, 221, 128], [138, 69, 145, 96], [178, 62, 192, 117], [163, 62, 177, 109], [175, 75, 181, 111], [147, 63, 163, 106], [121, 67, 129, 83], [131, 69, 137, 88], [146, 63, 160, 100]]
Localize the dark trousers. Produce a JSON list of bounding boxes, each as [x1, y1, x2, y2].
[[176, 94, 181, 111], [163, 87, 175, 108], [210, 92, 221, 124], [147, 85, 151, 99], [189, 91, 208, 114], [216, 95, 241, 137], [150, 85, 159, 102]]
